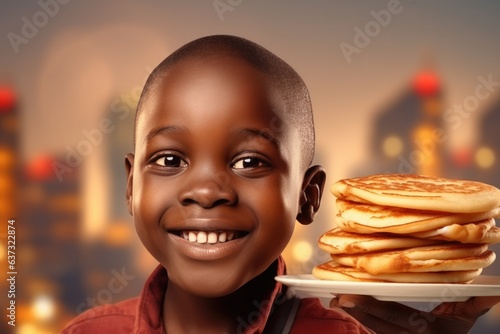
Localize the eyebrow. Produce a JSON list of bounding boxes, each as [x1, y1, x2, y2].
[[142, 125, 280, 148], [143, 125, 187, 144], [236, 128, 280, 148]]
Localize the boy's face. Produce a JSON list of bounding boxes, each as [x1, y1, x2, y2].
[[127, 56, 306, 297]]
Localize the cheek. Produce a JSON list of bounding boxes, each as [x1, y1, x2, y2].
[[247, 177, 299, 243], [133, 174, 176, 220], [273, 174, 301, 222], [274, 176, 302, 243], [132, 175, 173, 257]]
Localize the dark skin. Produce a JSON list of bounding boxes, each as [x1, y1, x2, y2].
[[125, 55, 326, 333], [125, 51, 499, 333]]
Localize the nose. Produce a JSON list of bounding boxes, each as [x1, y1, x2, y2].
[[179, 170, 237, 208]]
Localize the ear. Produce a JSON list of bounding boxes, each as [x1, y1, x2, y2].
[[125, 153, 135, 216], [296, 165, 326, 225]]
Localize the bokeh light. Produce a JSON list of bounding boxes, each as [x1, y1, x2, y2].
[[25, 155, 56, 181], [0, 241, 4, 261], [382, 135, 403, 157], [0, 85, 16, 110], [475, 146, 495, 169], [17, 323, 41, 334], [413, 70, 440, 97], [453, 147, 473, 167], [292, 241, 313, 263], [32, 295, 56, 321]]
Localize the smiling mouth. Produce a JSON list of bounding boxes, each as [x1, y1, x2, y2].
[[170, 230, 248, 245]]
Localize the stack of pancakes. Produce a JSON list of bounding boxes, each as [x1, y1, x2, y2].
[[313, 174, 500, 283]]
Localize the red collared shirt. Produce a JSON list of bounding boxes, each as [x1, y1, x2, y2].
[[62, 258, 372, 333]]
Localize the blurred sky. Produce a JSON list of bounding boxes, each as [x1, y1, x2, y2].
[[3, 0, 500, 231], [0, 0, 500, 172], [2, 0, 500, 171]]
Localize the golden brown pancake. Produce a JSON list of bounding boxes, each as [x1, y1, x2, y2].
[[312, 261, 482, 283], [314, 174, 500, 284], [480, 227, 500, 243], [335, 199, 500, 234], [420, 226, 500, 244], [318, 227, 439, 254], [331, 243, 495, 275], [331, 174, 500, 213], [409, 218, 495, 243]]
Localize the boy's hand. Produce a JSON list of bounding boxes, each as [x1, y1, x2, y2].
[[330, 294, 500, 334]]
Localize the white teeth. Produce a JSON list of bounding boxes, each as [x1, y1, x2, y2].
[[197, 231, 207, 243], [207, 232, 218, 244], [218, 232, 227, 243], [181, 231, 239, 244]]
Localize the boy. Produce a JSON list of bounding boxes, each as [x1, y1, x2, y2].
[[63, 35, 499, 333]]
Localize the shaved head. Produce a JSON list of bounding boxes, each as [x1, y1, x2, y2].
[[135, 35, 315, 168]]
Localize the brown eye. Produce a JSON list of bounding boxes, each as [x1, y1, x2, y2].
[[154, 155, 187, 168], [232, 157, 266, 169]]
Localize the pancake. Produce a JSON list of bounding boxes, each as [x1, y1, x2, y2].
[[312, 261, 482, 283], [318, 227, 439, 255], [419, 226, 500, 244], [409, 218, 495, 243], [335, 199, 500, 234], [331, 243, 495, 275], [331, 174, 500, 213], [315, 174, 500, 283], [480, 227, 500, 244]]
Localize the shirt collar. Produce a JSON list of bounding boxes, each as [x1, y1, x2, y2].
[[133, 257, 287, 334]]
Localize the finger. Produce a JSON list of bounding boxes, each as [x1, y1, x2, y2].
[[336, 295, 435, 331], [329, 298, 339, 308], [338, 303, 410, 334]]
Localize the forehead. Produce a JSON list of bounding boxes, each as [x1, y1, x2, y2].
[[136, 56, 291, 142]]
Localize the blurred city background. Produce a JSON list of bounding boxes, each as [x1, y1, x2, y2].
[[1, 0, 500, 333]]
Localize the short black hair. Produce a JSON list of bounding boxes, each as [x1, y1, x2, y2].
[[135, 35, 315, 168]]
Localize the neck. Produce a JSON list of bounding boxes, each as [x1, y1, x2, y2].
[[162, 262, 278, 334]]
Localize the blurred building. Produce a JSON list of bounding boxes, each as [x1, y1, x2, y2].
[[22, 155, 86, 332], [0, 83, 18, 225], [10, 94, 143, 332], [78, 96, 144, 322], [354, 67, 447, 177], [0, 84, 84, 333], [106, 98, 135, 220], [16, 93, 145, 332], [0, 83, 19, 334], [358, 64, 500, 187], [474, 96, 500, 188], [440, 94, 500, 186]]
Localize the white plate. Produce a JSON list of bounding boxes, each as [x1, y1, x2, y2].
[[275, 275, 500, 302]]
